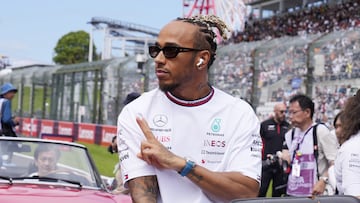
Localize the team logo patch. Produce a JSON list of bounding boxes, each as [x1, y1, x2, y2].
[[153, 114, 168, 127], [211, 118, 221, 132]]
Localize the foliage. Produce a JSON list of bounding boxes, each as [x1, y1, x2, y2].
[[53, 30, 99, 65]]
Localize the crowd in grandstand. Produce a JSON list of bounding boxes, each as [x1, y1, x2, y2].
[[232, 0, 360, 43], [211, 0, 360, 125]]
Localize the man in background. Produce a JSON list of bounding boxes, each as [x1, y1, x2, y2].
[[282, 94, 337, 197], [0, 82, 19, 137], [0, 83, 20, 165], [259, 103, 290, 197]]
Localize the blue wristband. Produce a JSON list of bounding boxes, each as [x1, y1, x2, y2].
[[179, 158, 196, 177]]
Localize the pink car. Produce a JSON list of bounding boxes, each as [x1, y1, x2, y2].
[[0, 137, 132, 203]]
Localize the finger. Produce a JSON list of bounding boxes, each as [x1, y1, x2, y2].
[[136, 114, 156, 141], [139, 148, 152, 165]]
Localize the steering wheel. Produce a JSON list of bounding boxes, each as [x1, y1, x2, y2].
[[43, 170, 92, 186]]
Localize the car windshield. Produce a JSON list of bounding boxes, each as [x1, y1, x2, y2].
[[0, 137, 102, 189]]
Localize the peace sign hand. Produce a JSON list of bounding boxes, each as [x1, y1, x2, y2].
[[136, 115, 185, 171]]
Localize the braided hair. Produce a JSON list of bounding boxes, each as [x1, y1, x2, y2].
[[176, 15, 230, 68]]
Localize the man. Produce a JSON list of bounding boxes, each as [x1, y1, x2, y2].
[[117, 15, 262, 203], [259, 103, 290, 197], [282, 94, 337, 197], [31, 144, 61, 176], [0, 83, 19, 165], [0, 82, 19, 137]]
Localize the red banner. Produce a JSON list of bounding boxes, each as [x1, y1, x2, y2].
[[58, 121, 74, 136], [20, 118, 38, 137], [78, 123, 96, 144], [101, 125, 117, 146], [40, 119, 54, 135]]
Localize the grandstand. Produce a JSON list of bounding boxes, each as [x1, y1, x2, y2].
[[88, 17, 158, 61], [1, 0, 359, 125], [247, 0, 337, 19]]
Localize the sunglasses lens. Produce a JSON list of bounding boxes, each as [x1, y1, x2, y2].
[[162, 47, 179, 58], [149, 46, 160, 58]]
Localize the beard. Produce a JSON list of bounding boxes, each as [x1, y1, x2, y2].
[[158, 81, 180, 93]]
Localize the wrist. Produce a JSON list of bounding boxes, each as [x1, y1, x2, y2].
[[178, 157, 196, 177], [319, 176, 329, 184]]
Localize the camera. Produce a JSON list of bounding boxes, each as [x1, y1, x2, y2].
[[262, 152, 281, 169], [262, 151, 290, 173], [262, 151, 290, 193]]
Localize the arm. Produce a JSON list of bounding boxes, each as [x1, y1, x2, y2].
[[136, 116, 259, 202], [281, 149, 291, 164], [187, 165, 259, 200], [1, 100, 17, 126], [281, 132, 291, 164], [313, 125, 337, 195], [128, 176, 159, 203]]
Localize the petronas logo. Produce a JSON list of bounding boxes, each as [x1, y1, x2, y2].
[[211, 118, 221, 132]]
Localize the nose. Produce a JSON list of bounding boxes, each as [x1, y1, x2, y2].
[[153, 51, 166, 64]]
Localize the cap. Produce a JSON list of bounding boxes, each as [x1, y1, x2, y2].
[[0, 83, 18, 96], [123, 92, 141, 105]]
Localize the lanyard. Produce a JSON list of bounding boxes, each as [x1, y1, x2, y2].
[[291, 125, 314, 162]]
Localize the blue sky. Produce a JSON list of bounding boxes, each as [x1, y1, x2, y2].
[[0, 0, 183, 66]]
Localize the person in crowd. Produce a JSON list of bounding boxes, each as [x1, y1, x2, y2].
[[0, 83, 20, 165], [331, 111, 343, 146], [282, 94, 337, 197], [30, 144, 61, 176], [108, 92, 141, 154], [117, 15, 262, 203], [123, 92, 141, 107], [0, 82, 20, 137], [259, 102, 290, 197], [334, 91, 360, 198]]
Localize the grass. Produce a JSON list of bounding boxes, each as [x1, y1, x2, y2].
[[78, 142, 119, 177]]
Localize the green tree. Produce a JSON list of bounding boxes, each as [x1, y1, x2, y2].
[[53, 30, 99, 64]]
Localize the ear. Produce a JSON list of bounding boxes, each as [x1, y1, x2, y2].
[[196, 58, 204, 66], [196, 50, 211, 68]]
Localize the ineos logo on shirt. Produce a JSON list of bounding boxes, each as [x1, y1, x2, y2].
[[153, 114, 168, 127]]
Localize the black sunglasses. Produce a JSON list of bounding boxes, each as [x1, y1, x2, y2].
[[148, 45, 203, 58]]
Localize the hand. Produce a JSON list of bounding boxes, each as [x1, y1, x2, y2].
[[136, 115, 185, 171], [13, 117, 20, 125], [312, 179, 326, 196]]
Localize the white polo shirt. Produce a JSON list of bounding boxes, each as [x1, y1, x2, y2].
[[117, 87, 262, 203]]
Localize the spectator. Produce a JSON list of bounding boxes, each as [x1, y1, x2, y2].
[[0, 83, 20, 165], [335, 90, 360, 198], [123, 92, 141, 106], [282, 94, 337, 197], [331, 111, 343, 146], [117, 15, 262, 202], [0, 82, 19, 137], [259, 102, 290, 197]]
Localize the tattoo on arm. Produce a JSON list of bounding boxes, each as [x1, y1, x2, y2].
[[128, 176, 159, 203], [188, 168, 203, 183]]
